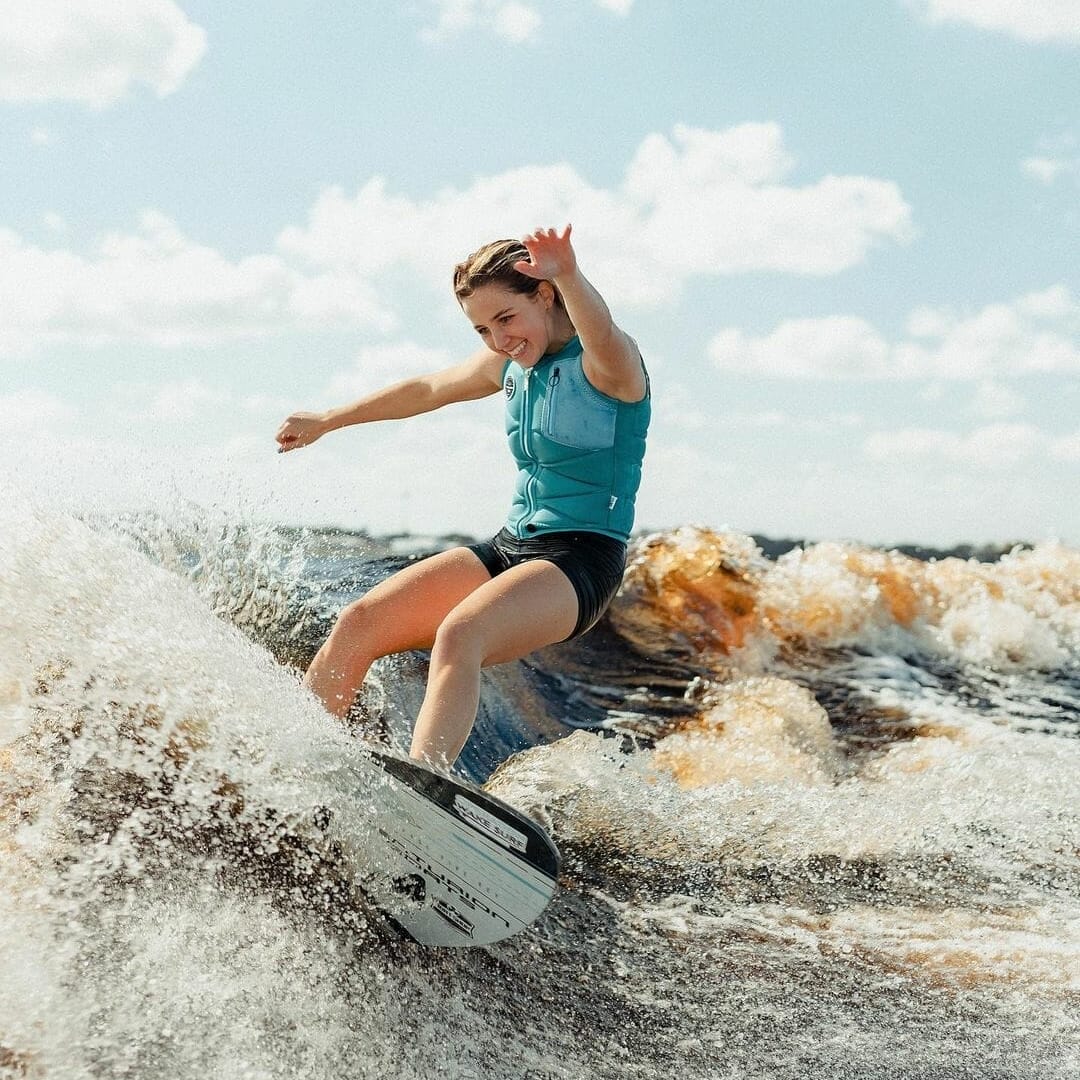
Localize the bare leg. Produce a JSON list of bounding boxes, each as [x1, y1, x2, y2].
[[304, 547, 492, 717], [409, 560, 579, 769]]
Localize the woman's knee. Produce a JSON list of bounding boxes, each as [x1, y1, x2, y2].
[[326, 596, 379, 654], [430, 610, 486, 668]]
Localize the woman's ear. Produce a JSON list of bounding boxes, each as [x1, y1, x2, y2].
[[536, 280, 556, 308]]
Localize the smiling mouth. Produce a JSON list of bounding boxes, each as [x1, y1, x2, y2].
[[508, 341, 527, 359]]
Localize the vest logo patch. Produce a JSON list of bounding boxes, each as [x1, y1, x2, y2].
[[504, 373, 516, 399]]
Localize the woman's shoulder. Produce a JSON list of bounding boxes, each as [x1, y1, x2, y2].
[[580, 332, 648, 404]]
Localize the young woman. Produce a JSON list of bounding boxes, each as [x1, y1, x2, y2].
[[276, 225, 650, 769]]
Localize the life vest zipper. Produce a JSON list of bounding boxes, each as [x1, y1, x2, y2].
[[521, 367, 537, 528]]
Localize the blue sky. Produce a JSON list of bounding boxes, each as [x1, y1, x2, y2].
[[2, 0, 1079, 545]]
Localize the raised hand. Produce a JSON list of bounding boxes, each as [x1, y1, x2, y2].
[[514, 225, 577, 282], [275, 411, 329, 453]]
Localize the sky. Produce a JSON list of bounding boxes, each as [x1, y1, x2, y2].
[[2, 0, 1079, 546]]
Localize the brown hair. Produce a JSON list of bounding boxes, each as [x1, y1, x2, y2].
[[453, 239, 564, 308]]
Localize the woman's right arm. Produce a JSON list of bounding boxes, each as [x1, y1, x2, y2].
[[275, 347, 505, 453]]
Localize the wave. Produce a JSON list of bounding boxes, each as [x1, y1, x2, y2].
[[1, 508, 1077, 1079]]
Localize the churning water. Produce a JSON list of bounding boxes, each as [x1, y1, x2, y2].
[[2, 507, 1077, 1079]]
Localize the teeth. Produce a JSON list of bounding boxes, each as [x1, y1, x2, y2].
[[510, 342, 526, 358]]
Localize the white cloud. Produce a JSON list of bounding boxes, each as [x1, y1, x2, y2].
[[710, 316, 890, 378], [422, 0, 542, 43], [0, 211, 393, 357], [420, 0, 632, 42], [278, 123, 912, 308], [0, 0, 207, 108], [652, 382, 712, 432], [1050, 431, 1080, 460], [1022, 156, 1072, 184], [970, 380, 1025, 419], [912, 0, 1080, 45], [118, 378, 231, 423], [1, 125, 910, 358], [325, 343, 456, 402], [709, 286, 1080, 379], [1021, 133, 1079, 184], [492, 1, 543, 42], [864, 422, 1042, 467]]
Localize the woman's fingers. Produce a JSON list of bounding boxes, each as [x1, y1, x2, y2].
[[276, 413, 322, 452], [517, 224, 574, 279]]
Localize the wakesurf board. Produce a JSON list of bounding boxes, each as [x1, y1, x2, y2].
[[340, 748, 560, 947]]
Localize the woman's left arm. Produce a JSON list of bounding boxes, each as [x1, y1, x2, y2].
[[516, 225, 647, 403]]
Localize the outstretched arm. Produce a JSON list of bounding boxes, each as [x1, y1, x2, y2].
[[516, 225, 646, 403], [275, 347, 504, 453]]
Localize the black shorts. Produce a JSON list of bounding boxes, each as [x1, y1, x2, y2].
[[467, 528, 628, 641]]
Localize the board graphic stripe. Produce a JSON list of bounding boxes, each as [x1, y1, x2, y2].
[[447, 828, 554, 899], [395, 784, 553, 906]]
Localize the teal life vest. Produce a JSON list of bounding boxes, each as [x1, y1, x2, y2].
[[501, 335, 650, 542]]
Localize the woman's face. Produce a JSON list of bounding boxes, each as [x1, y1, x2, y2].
[[460, 283, 555, 368]]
